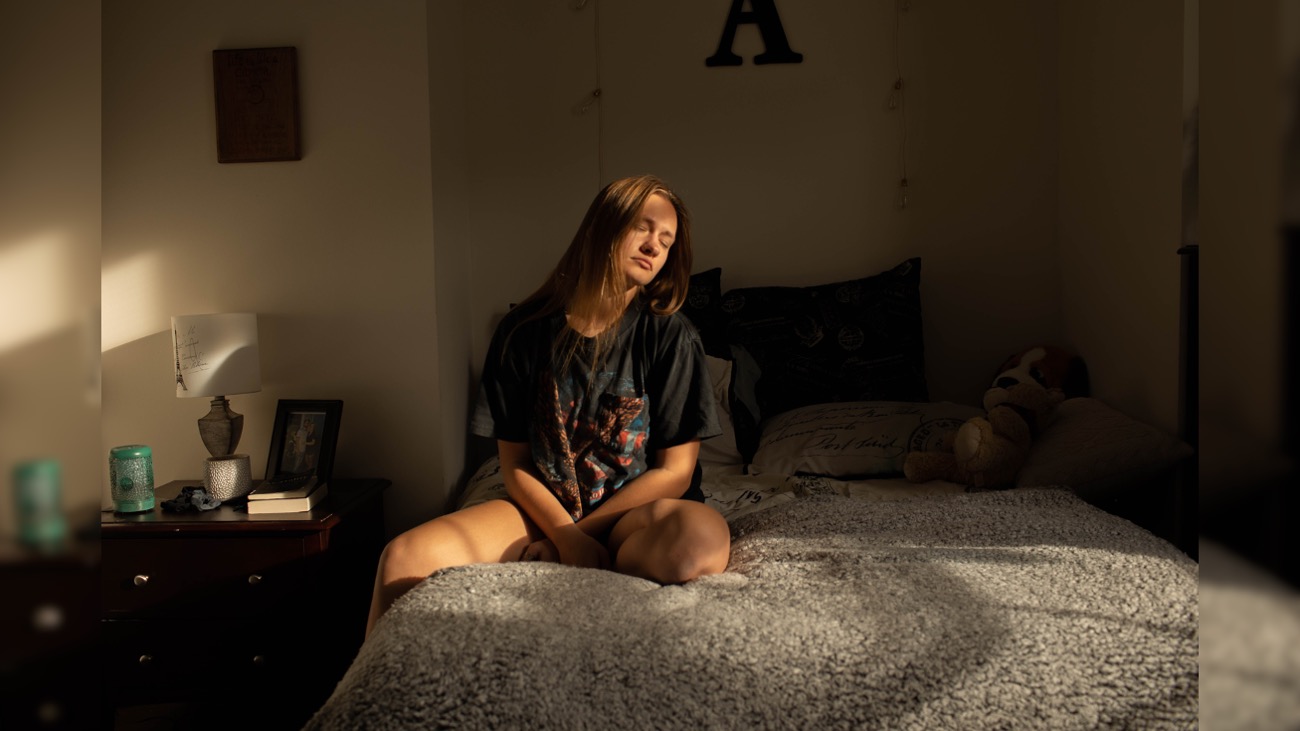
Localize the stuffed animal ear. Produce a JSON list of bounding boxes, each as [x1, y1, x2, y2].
[[991, 351, 1024, 386], [1062, 357, 1090, 398]]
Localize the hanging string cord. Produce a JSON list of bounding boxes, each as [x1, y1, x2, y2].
[[572, 0, 604, 188], [892, 0, 910, 209], [594, 0, 604, 186]]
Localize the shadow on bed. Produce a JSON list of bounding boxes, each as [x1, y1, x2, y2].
[[304, 492, 1197, 730]]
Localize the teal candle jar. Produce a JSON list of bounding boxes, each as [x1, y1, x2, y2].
[[14, 459, 67, 547], [109, 445, 155, 513]]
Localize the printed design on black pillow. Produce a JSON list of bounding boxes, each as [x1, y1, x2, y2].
[[688, 285, 714, 310], [681, 267, 727, 357], [721, 291, 745, 314], [721, 258, 928, 420], [794, 316, 823, 348], [838, 325, 865, 351]]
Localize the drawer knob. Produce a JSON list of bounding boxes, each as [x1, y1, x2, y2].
[[252, 654, 266, 666], [31, 603, 64, 632], [132, 574, 150, 587], [138, 654, 153, 665], [247, 574, 263, 585]]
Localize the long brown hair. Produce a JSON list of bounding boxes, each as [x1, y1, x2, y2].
[[512, 174, 694, 369]]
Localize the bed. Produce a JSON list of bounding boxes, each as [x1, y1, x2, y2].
[[304, 259, 1198, 730]]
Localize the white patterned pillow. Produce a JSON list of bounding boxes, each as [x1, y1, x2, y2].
[[750, 400, 983, 477], [458, 455, 507, 510]]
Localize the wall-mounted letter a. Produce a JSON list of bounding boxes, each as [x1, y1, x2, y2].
[[705, 0, 803, 67]]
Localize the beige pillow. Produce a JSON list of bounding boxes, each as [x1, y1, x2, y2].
[[1017, 398, 1193, 491], [750, 400, 983, 477], [699, 355, 744, 467]]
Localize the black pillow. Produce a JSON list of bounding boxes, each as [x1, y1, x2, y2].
[[723, 343, 763, 462], [680, 267, 727, 357], [720, 257, 928, 420]]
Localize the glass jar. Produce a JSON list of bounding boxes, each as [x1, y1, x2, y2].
[[109, 444, 155, 513], [14, 458, 67, 547]]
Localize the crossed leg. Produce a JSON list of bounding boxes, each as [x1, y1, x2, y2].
[[607, 498, 731, 584], [365, 498, 542, 637]]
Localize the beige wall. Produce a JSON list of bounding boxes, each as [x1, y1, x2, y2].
[[102, 0, 444, 531], [1057, 0, 1185, 435], [97, 0, 1192, 535], [460, 0, 1064, 413], [0, 1, 102, 537], [427, 1, 475, 503]]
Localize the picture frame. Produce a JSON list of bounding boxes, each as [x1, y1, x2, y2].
[[213, 46, 301, 163], [265, 399, 343, 486]]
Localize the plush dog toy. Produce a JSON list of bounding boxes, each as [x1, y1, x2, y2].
[[902, 345, 1087, 489], [990, 345, 1090, 399]]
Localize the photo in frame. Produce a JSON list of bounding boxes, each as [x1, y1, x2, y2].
[[265, 399, 343, 486]]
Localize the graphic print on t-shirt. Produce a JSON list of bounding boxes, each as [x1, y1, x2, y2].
[[533, 370, 649, 521]]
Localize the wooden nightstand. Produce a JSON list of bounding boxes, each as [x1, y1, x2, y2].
[[1, 540, 99, 731], [101, 478, 389, 730]]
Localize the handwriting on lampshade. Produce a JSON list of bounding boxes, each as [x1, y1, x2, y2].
[[177, 326, 209, 378], [171, 314, 261, 398]]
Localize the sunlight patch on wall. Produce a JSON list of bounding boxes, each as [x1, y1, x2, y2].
[[0, 232, 74, 354], [102, 251, 163, 351]]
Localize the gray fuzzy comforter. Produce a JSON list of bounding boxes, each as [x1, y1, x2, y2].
[[305, 489, 1198, 730]]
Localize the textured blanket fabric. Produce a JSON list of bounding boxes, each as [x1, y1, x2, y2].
[[305, 489, 1198, 730]]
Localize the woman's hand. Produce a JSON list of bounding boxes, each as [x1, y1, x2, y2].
[[552, 526, 610, 570], [521, 538, 558, 563]]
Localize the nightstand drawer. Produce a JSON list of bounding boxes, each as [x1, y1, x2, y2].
[[102, 620, 214, 699], [103, 620, 324, 704], [102, 537, 310, 618]]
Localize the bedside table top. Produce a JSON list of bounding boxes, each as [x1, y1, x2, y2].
[[101, 478, 390, 535]]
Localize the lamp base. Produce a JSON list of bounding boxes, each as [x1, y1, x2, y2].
[[204, 454, 253, 502], [198, 396, 243, 458]]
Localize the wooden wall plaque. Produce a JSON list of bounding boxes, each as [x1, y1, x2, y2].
[[213, 47, 301, 163]]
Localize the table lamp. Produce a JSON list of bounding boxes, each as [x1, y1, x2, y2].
[[172, 313, 261, 500]]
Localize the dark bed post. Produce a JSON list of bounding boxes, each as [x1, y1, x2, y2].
[[1285, 227, 1299, 468], [1176, 244, 1198, 560], [1281, 226, 1300, 586]]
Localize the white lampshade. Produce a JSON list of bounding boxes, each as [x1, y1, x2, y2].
[[172, 313, 261, 398]]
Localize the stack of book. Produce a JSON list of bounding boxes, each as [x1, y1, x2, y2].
[[246, 475, 328, 514]]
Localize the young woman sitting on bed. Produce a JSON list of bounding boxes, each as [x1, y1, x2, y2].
[[366, 174, 731, 636]]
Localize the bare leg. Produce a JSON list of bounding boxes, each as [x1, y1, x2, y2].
[[607, 499, 731, 584], [365, 499, 540, 638]]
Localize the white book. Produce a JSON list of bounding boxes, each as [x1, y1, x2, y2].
[[248, 475, 317, 500], [246, 482, 328, 514]]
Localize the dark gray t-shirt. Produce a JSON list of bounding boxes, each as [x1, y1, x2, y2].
[[471, 297, 721, 521]]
